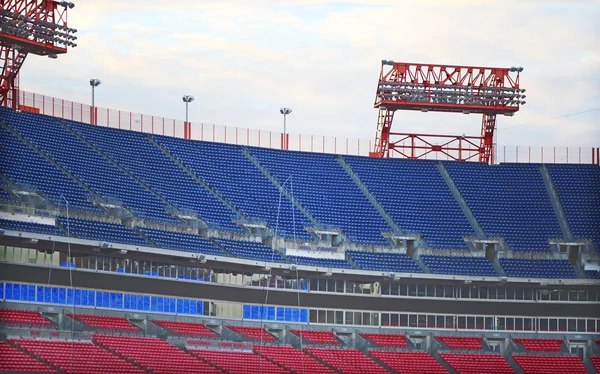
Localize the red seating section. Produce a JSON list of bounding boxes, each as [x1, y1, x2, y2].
[[369, 350, 448, 374], [289, 329, 340, 345], [436, 336, 484, 350], [0, 309, 52, 328], [440, 352, 514, 374], [190, 348, 288, 374], [11, 338, 144, 374], [360, 333, 409, 348], [512, 354, 586, 374], [68, 313, 139, 332], [0, 340, 54, 373], [152, 319, 218, 338], [591, 356, 600, 373], [94, 334, 221, 374], [304, 347, 387, 374], [513, 338, 563, 352], [227, 325, 277, 342], [254, 345, 336, 373]]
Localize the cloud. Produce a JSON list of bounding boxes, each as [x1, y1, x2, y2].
[[18, 0, 600, 148]]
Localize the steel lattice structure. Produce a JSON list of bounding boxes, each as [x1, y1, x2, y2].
[[0, 0, 76, 109], [370, 60, 525, 163]]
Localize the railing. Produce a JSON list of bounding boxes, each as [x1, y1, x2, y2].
[[17, 90, 599, 164]]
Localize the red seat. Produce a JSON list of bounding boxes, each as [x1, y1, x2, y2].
[[226, 325, 277, 342], [360, 333, 409, 348], [190, 348, 288, 373], [513, 338, 563, 352], [513, 353, 586, 374], [0, 341, 54, 373], [0, 308, 52, 328], [370, 350, 448, 374], [254, 345, 336, 373], [440, 352, 514, 374], [304, 347, 388, 374], [151, 319, 218, 338], [590, 356, 600, 373], [68, 313, 139, 333], [436, 336, 484, 350], [289, 329, 340, 345]]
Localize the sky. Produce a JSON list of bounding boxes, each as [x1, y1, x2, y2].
[[20, 0, 600, 148]]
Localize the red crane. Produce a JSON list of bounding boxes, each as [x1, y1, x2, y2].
[[370, 60, 525, 164], [0, 0, 77, 110]]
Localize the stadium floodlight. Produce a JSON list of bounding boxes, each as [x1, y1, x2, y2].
[[59, 1, 75, 9], [182, 95, 194, 125], [279, 107, 292, 150], [90, 79, 101, 124]]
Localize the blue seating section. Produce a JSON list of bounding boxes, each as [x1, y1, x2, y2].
[[249, 147, 391, 245], [67, 122, 239, 232], [345, 157, 473, 249], [214, 238, 286, 263], [0, 122, 100, 213], [57, 217, 149, 246], [347, 250, 422, 273], [444, 162, 562, 251], [287, 255, 353, 269], [155, 136, 312, 240], [0, 218, 64, 236], [243, 305, 308, 323], [0, 189, 14, 201], [548, 165, 600, 248], [139, 227, 228, 256], [421, 255, 498, 276], [500, 258, 576, 279], [2, 109, 177, 223], [585, 270, 599, 279]]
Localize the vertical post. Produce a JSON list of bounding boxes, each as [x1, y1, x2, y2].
[[91, 85, 94, 124], [566, 147, 569, 163], [212, 124, 215, 142], [516, 146, 519, 162], [322, 135, 325, 153], [528, 146, 531, 163], [554, 147, 556, 163], [578, 147, 581, 164], [283, 113, 287, 150], [541, 147, 544, 163]]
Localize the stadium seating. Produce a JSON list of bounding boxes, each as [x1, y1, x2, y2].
[[512, 354, 586, 374], [11, 338, 144, 374], [500, 258, 576, 278], [0, 218, 64, 236], [591, 356, 600, 373], [585, 270, 599, 279], [0, 340, 54, 373], [226, 325, 277, 342], [139, 227, 228, 256], [289, 329, 340, 345], [151, 319, 218, 338], [57, 217, 149, 246], [214, 237, 286, 262], [513, 338, 563, 352], [190, 348, 288, 374], [369, 350, 448, 374], [347, 250, 422, 272], [287, 255, 353, 269], [0, 188, 14, 201], [0, 309, 52, 328], [444, 162, 562, 251], [436, 336, 484, 350], [345, 157, 474, 249], [155, 135, 313, 240], [253, 345, 336, 373], [548, 164, 600, 248], [360, 333, 409, 348], [304, 347, 388, 373], [0, 121, 101, 213], [250, 147, 391, 245], [69, 122, 240, 232], [421, 254, 498, 276], [3, 110, 178, 223], [68, 313, 139, 333], [94, 334, 221, 374], [440, 352, 514, 373]]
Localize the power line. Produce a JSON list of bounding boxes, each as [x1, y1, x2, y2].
[[500, 107, 600, 131]]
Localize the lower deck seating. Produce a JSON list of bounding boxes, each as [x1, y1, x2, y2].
[[585, 270, 599, 279], [190, 348, 288, 374], [151, 319, 218, 338], [0, 309, 52, 328], [0, 340, 54, 373], [0, 218, 64, 236], [347, 251, 422, 273], [512, 354, 586, 374], [421, 255, 498, 276], [513, 338, 563, 352], [289, 329, 340, 345], [139, 227, 228, 256], [254, 345, 336, 373], [11, 338, 144, 374], [68, 313, 139, 333], [591, 356, 600, 373], [287, 255, 353, 269], [369, 350, 448, 374], [214, 238, 286, 263], [226, 325, 277, 342], [500, 258, 576, 279], [440, 352, 514, 374], [436, 336, 484, 350], [359, 333, 409, 348], [58, 217, 149, 246], [304, 347, 387, 374], [94, 334, 220, 374]]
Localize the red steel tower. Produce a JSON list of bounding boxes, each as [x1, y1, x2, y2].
[[0, 0, 77, 109], [370, 60, 525, 163]]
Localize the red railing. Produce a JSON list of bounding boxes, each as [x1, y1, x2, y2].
[[18, 91, 599, 164]]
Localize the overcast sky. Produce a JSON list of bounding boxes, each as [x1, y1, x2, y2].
[[21, 0, 600, 148]]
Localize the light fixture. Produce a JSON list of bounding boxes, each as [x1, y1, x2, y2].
[[280, 107, 292, 150]]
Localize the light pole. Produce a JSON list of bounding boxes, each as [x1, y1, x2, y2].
[[89, 79, 101, 125], [182, 95, 194, 140], [280, 107, 292, 150]]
